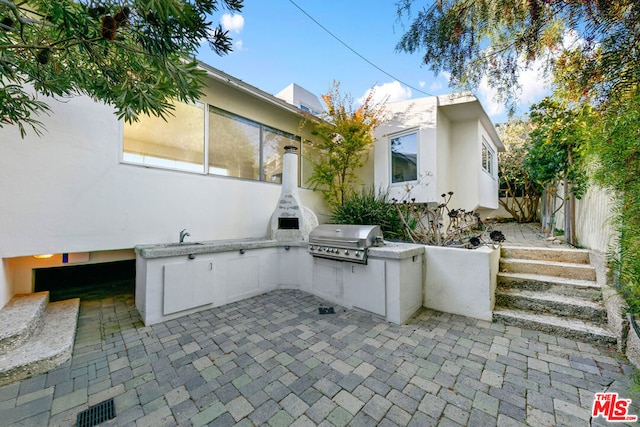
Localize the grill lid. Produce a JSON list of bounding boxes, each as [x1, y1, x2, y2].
[[308, 224, 383, 249]]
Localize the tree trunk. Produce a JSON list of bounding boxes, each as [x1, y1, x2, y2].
[[564, 153, 577, 246], [540, 189, 551, 233], [564, 179, 577, 246]]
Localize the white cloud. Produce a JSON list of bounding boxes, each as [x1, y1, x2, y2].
[[477, 78, 506, 117], [234, 40, 244, 51], [429, 81, 443, 92], [221, 13, 244, 33], [419, 81, 426, 88], [358, 81, 412, 105]]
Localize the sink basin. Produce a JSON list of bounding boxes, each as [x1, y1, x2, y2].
[[162, 242, 204, 247]]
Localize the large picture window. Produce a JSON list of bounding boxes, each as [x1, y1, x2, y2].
[[123, 101, 304, 185], [123, 101, 205, 172], [263, 126, 300, 184], [390, 132, 418, 183], [208, 108, 260, 180]]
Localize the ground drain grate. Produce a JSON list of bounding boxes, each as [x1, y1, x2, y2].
[[76, 398, 115, 427]]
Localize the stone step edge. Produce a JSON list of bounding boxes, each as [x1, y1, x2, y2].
[[0, 292, 49, 354], [495, 289, 607, 323], [501, 245, 591, 264], [493, 308, 617, 345], [497, 272, 600, 290], [0, 298, 80, 387], [499, 258, 596, 270], [499, 258, 596, 281], [496, 288, 605, 309]]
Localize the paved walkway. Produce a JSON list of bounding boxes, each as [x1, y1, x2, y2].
[[489, 221, 569, 248], [1, 223, 638, 426], [0, 282, 638, 426]]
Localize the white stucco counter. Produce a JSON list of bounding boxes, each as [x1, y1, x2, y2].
[[134, 239, 426, 326], [135, 239, 311, 325], [135, 238, 305, 259]]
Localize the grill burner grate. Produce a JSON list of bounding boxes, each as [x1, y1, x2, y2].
[[76, 398, 115, 427]]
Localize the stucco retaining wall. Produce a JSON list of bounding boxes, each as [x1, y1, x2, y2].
[[423, 245, 500, 321]]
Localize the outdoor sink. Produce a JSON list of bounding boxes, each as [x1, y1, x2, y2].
[[162, 242, 204, 247]]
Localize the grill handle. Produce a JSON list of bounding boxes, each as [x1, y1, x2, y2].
[[310, 237, 361, 245]]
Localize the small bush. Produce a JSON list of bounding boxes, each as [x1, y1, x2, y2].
[[330, 188, 408, 240]]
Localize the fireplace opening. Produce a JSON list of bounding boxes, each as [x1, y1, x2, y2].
[[278, 217, 300, 230], [34, 260, 135, 302]]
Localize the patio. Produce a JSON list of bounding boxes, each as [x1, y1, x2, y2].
[[0, 277, 637, 426]]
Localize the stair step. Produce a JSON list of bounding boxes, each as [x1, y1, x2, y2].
[[495, 288, 607, 323], [497, 272, 601, 298], [501, 245, 591, 264], [500, 258, 597, 281], [0, 292, 49, 354], [493, 308, 616, 346], [0, 298, 80, 387]]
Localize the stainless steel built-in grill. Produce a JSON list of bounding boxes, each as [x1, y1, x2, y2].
[[308, 224, 384, 264]]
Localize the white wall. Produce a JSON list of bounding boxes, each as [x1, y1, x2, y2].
[[0, 92, 326, 305], [435, 110, 451, 199], [448, 120, 479, 211], [0, 260, 10, 309], [477, 123, 500, 210], [424, 245, 500, 321]]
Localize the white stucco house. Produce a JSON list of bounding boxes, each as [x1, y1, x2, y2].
[[0, 62, 502, 311], [373, 93, 504, 217]]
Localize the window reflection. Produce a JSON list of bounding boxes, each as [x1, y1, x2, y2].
[[123, 101, 205, 172], [209, 108, 260, 180], [391, 132, 418, 183]]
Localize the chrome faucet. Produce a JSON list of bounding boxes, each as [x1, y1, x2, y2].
[[179, 229, 190, 243]]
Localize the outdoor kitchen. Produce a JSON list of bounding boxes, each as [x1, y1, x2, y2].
[[135, 147, 426, 326]]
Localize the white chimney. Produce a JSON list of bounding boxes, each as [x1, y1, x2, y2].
[[268, 146, 318, 241]]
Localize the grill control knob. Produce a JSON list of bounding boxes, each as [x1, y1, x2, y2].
[[355, 251, 361, 257], [344, 250, 349, 255]]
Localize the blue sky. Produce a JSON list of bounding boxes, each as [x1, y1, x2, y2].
[[197, 1, 550, 123]]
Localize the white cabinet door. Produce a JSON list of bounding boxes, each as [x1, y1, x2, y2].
[[163, 258, 214, 315], [343, 259, 386, 316], [225, 255, 260, 300]]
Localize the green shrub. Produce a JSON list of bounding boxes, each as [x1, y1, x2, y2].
[[330, 188, 408, 240]]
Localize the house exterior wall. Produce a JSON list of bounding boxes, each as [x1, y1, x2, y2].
[[447, 119, 500, 213], [0, 79, 327, 307], [477, 122, 500, 211], [435, 110, 452, 199], [373, 96, 501, 213], [448, 120, 479, 210], [373, 97, 439, 203]]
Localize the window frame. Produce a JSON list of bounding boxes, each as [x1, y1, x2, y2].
[[389, 129, 419, 186], [121, 100, 207, 174], [121, 101, 305, 186], [481, 136, 496, 177]]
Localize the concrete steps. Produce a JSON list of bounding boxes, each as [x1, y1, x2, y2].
[[494, 245, 616, 346], [493, 308, 617, 346], [497, 272, 601, 298], [499, 258, 597, 281], [0, 292, 80, 386]]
